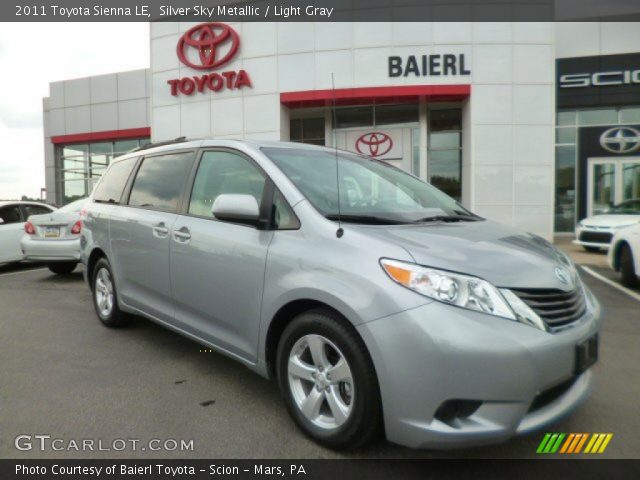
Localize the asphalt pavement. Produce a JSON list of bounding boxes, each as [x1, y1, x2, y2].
[[0, 260, 638, 459]]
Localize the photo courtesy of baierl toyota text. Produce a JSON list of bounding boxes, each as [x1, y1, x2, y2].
[[1, 1, 639, 479]]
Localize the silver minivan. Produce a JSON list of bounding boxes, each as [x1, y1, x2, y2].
[[81, 139, 601, 450]]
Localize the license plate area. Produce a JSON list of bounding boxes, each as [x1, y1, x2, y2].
[[575, 334, 598, 375], [44, 227, 60, 238]]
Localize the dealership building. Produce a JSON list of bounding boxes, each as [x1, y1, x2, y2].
[[42, 21, 640, 240]]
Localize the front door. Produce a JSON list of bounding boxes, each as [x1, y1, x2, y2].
[[170, 149, 273, 363], [587, 157, 640, 217]]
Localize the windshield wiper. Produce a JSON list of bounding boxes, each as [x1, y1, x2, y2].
[[325, 214, 408, 225], [414, 214, 480, 223]]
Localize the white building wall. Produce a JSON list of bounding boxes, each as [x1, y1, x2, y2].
[[555, 22, 640, 58], [42, 69, 150, 204], [470, 22, 555, 239], [151, 21, 555, 240]]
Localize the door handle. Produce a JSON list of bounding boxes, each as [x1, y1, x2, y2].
[[152, 222, 169, 238], [172, 227, 191, 242]]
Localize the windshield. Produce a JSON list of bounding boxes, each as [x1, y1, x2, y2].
[[262, 147, 477, 224], [59, 198, 87, 213], [605, 200, 640, 215]]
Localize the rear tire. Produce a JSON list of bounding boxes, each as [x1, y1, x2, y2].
[[47, 262, 77, 275], [276, 309, 382, 450], [92, 258, 130, 328], [620, 244, 639, 288], [583, 246, 601, 253]]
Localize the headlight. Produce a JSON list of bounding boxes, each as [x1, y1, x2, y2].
[[380, 259, 515, 319], [380, 259, 548, 331]]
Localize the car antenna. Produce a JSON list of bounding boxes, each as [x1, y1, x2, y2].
[[331, 72, 344, 239]]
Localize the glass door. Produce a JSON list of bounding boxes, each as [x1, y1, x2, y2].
[[587, 157, 640, 217], [587, 159, 617, 216], [621, 159, 640, 204]]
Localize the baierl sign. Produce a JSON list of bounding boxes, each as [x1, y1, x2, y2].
[[167, 23, 252, 96]]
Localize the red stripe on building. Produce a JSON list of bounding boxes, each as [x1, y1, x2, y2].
[[280, 85, 471, 108], [51, 127, 151, 145]]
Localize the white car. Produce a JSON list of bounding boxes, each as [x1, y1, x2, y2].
[[0, 201, 56, 265], [21, 198, 88, 275], [574, 199, 640, 252], [609, 223, 640, 288]]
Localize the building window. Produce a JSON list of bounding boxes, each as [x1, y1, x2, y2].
[[332, 103, 419, 129], [290, 117, 325, 145], [428, 108, 462, 201], [554, 105, 640, 232], [56, 137, 149, 205], [555, 145, 577, 232]]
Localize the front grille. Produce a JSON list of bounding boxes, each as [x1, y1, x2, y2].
[[511, 288, 586, 329], [579, 231, 612, 244]]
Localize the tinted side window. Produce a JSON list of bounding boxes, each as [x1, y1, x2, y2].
[[93, 157, 138, 203], [23, 205, 53, 217], [188, 151, 265, 218], [272, 190, 300, 230], [129, 153, 193, 212], [0, 206, 22, 225]]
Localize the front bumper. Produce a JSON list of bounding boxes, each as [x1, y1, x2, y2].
[[573, 227, 613, 249], [357, 294, 601, 449], [21, 237, 81, 263]]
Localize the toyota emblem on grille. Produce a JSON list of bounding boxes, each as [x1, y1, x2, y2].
[[554, 267, 572, 286]]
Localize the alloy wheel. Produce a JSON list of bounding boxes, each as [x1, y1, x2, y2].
[[287, 334, 354, 430], [95, 268, 114, 318]]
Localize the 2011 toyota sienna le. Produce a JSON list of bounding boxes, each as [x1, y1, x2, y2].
[[81, 139, 601, 450]]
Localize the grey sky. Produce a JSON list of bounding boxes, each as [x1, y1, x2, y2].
[[0, 22, 149, 200]]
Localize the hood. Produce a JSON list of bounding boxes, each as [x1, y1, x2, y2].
[[353, 220, 576, 290], [581, 214, 640, 228]]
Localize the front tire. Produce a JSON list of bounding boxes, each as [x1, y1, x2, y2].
[[276, 309, 382, 450], [620, 244, 639, 288], [92, 258, 130, 328], [47, 262, 77, 275]]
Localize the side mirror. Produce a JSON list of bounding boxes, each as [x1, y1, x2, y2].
[[212, 194, 260, 226]]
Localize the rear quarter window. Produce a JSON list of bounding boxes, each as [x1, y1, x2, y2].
[[93, 157, 138, 204], [22, 204, 54, 217]]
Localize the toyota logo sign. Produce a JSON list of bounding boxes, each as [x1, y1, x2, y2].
[[168, 22, 252, 97], [355, 132, 394, 157], [599, 127, 640, 154], [177, 22, 240, 70]]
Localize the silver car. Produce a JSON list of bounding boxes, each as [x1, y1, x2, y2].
[[21, 198, 87, 275], [81, 140, 601, 450]]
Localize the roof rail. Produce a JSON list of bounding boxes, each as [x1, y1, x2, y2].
[[132, 137, 188, 152]]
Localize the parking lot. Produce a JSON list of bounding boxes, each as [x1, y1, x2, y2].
[[0, 244, 638, 459]]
